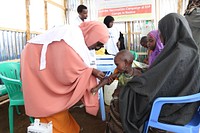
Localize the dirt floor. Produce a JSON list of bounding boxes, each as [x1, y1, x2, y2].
[[0, 101, 109, 133]]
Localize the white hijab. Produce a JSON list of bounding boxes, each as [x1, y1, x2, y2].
[[28, 25, 94, 70]]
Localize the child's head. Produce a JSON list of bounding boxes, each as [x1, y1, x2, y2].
[[147, 30, 163, 51], [140, 36, 147, 48], [114, 50, 134, 73], [147, 31, 157, 51]]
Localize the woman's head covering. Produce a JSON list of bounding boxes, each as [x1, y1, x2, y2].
[[103, 16, 114, 28], [119, 13, 200, 133], [79, 21, 109, 47], [158, 13, 197, 51], [147, 30, 164, 66]]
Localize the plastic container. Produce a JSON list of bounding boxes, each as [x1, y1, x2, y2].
[[27, 119, 53, 133], [104, 80, 118, 105]]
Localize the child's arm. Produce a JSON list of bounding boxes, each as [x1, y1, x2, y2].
[[90, 73, 119, 95]]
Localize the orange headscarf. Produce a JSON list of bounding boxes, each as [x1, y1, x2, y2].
[[79, 21, 109, 47]]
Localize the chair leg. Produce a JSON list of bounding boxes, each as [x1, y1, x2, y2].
[[9, 105, 14, 133], [29, 117, 34, 123], [15, 106, 21, 115], [142, 121, 148, 133], [99, 87, 106, 121]]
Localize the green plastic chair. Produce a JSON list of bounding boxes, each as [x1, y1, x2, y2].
[[130, 50, 138, 61], [0, 62, 33, 133], [0, 84, 7, 96], [0, 75, 23, 133]]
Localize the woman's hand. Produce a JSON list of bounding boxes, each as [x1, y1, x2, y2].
[[92, 68, 105, 80]]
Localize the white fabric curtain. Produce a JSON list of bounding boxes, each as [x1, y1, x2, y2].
[[154, 0, 189, 28], [66, 0, 81, 24]]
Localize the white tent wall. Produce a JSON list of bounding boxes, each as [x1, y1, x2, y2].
[[154, 0, 189, 28], [0, 0, 26, 30], [29, 0, 45, 32], [0, 0, 190, 61], [66, 0, 81, 24], [0, 0, 66, 61], [0, 0, 66, 32]]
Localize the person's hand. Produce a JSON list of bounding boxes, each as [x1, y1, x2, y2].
[[90, 87, 98, 95], [106, 76, 114, 85], [92, 68, 105, 80]]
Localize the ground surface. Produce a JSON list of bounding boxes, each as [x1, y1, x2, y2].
[[0, 101, 109, 133]]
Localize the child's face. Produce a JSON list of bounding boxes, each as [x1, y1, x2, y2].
[[114, 56, 126, 73], [147, 34, 156, 51], [141, 41, 148, 48]]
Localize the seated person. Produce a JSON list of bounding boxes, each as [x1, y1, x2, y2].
[[119, 13, 200, 133], [91, 50, 141, 133], [147, 30, 164, 66], [140, 36, 148, 48], [140, 36, 149, 64], [91, 50, 141, 94]]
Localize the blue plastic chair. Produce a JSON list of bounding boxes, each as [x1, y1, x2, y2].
[[144, 93, 200, 133], [96, 55, 116, 121], [98, 71, 112, 121], [96, 55, 116, 72]]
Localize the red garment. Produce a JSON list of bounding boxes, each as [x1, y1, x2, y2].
[[21, 40, 99, 117], [21, 21, 109, 118]]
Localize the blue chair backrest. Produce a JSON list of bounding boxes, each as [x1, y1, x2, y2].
[[96, 55, 116, 72], [144, 93, 200, 133]]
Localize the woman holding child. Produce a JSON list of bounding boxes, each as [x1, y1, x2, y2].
[[119, 13, 200, 133]]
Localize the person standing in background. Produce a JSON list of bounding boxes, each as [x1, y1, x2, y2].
[[73, 5, 88, 26], [104, 15, 120, 55], [184, 0, 200, 53], [140, 36, 149, 64], [73, 4, 98, 70]]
